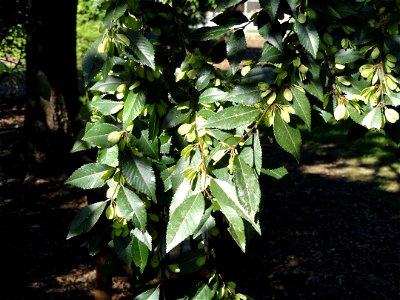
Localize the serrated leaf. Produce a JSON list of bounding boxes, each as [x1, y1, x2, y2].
[[260, 166, 288, 179], [192, 282, 217, 300], [122, 29, 155, 70], [260, 42, 284, 63], [134, 286, 160, 300], [134, 129, 159, 159], [226, 84, 262, 105], [117, 187, 147, 230], [210, 178, 261, 234], [91, 99, 124, 116], [233, 156, 261, 218], [227, 29, 247, 74], [131, 229, 151, 273], [123, 91, 145, 129], [190, 26, 230, 41], [239, 132, 262, 175], [104, 0, 127, 28], [258, 19, 283, 53], [299, 61, 323, 100], [82, 38, 107, 85], [291, 86, 311, 130], [67, 201, 107, 239], [161, 108, 192, 129], [211, 11, 248, 27], [120, 152, 156, 201], [193, 207, 216, 239], [260, 0, 281, 20], [361, 106, 383, 130], [273, 113, 302, 161], [82, 123, 120, 148], [199, 87, 227, 104], [98, 145, 119, 167], [90, 76, 123, 93], [114, 235, 132, 266], [335, 49, 363, 64], [131, 228, 152, 250], [285, 0, 297, 15], [204, 106, 261, 130], [295, 21, 319, 59], [65, 163, 113, 189], [212, 190, 246, 252], [166, 193, 205, 253]]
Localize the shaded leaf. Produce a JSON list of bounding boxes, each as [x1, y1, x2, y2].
[[291, 86, 311, 130], [273, 113, 302, 161], [117, 187, 147, 230], [199, 87, 227, 104], [190, 26, 230, 41], [134, 286, 160, 300], [67, 201, 107, 239], [82, 38, 107, 85], [227, 29, 247, 74], [122, 29, 155, 70], [335, 49, 363, 64], [114, 235, 132, 266], [211, 11, 248, 27], [295, 21, 319, 59], [260, 42, 284, 63], [226, 84, 262, 105], [261, 166, 288, 179], [260, 0, 281, 20]]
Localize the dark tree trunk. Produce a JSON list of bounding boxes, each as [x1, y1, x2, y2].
[[25, 0, 80, 175]]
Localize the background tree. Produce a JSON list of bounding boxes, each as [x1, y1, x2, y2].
[[23, 0, 81, 173]]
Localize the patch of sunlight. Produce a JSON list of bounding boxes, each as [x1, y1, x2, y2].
[[300, 157, 400, 193]]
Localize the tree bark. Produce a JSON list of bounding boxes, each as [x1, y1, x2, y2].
[[25, 0, 80, 174]]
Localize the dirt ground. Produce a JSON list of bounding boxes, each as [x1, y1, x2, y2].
[[0, 90, 399, 299]]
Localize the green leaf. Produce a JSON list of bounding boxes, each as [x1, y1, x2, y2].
[[261, 166, 288, 179], [291, 86, 311, 130], [98, 145, 119, 167], [335, 49, 363, 64], [123, 91, 145, 129], [295, 21, 319, 59], [193, 207, 216, 239], [122, 29, 155, 70], [238, 132, 262, 175], [114, 235, 132, 266], [117, 187, 147, 230], [211, 11, 249, 27], [260, 0, 281, 20], [233, 156, 261, 219], [133, 129, 159, 159], [120, 152, 156, 201], [65, 163, 113, 189], [91, 99, 124, 116], [104, 0, 128, 28], [199, 87, 227, 104], [131, 229, 152, 273], [210, 178, 261, 234], [273, 113, 302, 162], [82, 38, 107, 85], [67, 201, 107, 239], [161, 108, 192, 129], [299, 61, 323, 100], [258, 22, 283, 53], [260, 42, 284, 63], [134, 286, 160, 300], [90, 76, 123, 92], [285, 0, 298, 16], [227, 84, 262, 105], [82, 123, 120, 148], [204, 106, 261, 130], [166, 193, 205, 253], [192, 282, 217, 300], [227, 29, 247, 74], [190, 26, 230, 41], [361, 106, 383, 130]]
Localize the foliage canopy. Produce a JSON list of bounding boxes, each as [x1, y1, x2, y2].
[[66, 0, 400, 298]]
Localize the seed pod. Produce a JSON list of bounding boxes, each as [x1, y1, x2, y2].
[[334, 104, 346, 121], [370, 47, 380, 60], [283, 88, 293, 101], [384, 108, 399, 123], [116, 33, 130, 46], [105, 205, 115, 220], [107, 131, 123, 144]]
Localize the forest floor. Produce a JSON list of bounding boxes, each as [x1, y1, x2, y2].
[[0, 65, 399, 299]]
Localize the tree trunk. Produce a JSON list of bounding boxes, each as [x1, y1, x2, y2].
[[25, 0, 80, 175]]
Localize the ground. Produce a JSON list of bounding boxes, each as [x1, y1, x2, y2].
[[0, 73, 399, 299]]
